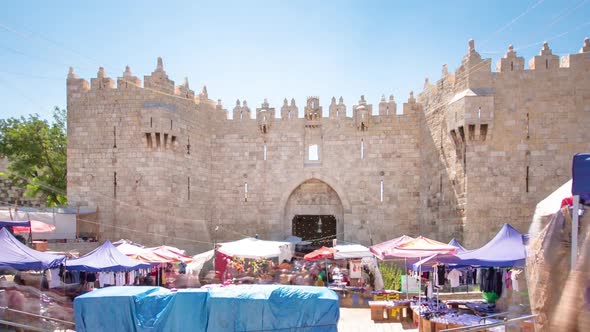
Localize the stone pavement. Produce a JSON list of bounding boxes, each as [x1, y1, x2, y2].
[[338, 308, 418, 332]]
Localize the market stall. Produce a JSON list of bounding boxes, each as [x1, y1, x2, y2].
[[404, 225, 529, 331], [66, 240, 151, 288], [369, 236, 460, 325], [214, 238, 294, 283]]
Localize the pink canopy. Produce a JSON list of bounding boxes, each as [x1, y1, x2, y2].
[[390, 236, 458, 258], [370, 235, 414, 260], [148, 246, 193, 263], [370, 235, 457, 259], [13, 220, 56, 233]]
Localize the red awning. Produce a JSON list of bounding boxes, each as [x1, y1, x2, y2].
[[304, 247, 337, 261], [13, 220, 56, 233]]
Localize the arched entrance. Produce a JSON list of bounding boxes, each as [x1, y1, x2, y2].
[[284, 179, 344, 247]]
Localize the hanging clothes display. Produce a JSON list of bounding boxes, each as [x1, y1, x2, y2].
[[436, 265, 446, 286], [510, 269, 522, 291], [447, 269, 462, 288]]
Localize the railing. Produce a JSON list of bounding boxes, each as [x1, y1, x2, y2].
[[440, 314, 537, 332], [0, 305, 75, 331], [0, 319, 52, 332]]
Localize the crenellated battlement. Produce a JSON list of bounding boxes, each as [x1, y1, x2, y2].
[[422, 37, 590, 102], [66, 35, 590, 254], [67, 61, 423, 131]]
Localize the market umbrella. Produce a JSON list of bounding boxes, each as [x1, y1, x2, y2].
[[369, 235, 415, 260], [13, 220, 56, 233], [115, 243, 171, 263], [304, 247, 337, 261], [148, 246, 193, 263], [391, 236, 458, 258]]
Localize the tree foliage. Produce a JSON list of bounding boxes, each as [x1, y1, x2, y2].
[[0, 107, 67, 206], [379, 262, 404, 291]]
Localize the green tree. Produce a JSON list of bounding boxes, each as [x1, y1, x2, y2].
[[0, 107, 67, 206], [379, 262, 403, 290]]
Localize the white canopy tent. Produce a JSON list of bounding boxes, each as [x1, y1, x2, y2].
[[217, 238, 293, 262], [333, 244, 374, 259]]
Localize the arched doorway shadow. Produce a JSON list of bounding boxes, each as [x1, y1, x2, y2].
[[281, 175, 349, 243]]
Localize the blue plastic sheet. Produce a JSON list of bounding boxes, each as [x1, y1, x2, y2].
[[75, 285, 339, 332]]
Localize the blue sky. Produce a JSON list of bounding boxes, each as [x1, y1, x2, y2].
[[0, 0, 588, 120]]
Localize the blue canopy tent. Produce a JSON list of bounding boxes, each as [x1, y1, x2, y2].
[[413, 224, 527, 270], [66, 240, 151, 272], [0, 227, 65, 270]]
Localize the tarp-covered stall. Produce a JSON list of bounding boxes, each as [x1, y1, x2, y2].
[[74, 285, 340, 332], [0, 227, 65, 270], [66, 240, 151, 272]]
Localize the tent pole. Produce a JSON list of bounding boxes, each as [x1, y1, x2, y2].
[[571, 195, 580, 270], [418, 256, 422, 331], [405, 257, 408, 300]]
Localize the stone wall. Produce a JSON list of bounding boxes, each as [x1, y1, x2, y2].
[[66, 38, 590, 253]]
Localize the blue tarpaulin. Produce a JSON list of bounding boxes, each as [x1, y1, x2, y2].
[[66, 240, 151, 272], [74, 285, 340, 332], [0, 227, 65, 270]]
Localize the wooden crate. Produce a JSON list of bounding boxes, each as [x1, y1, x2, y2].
[[413, 309, 420, 325], [447, 323, 464, 329], [434, 322, 448, 332], [421, 317, 435, 332], [387, 307, 402, 322], [370, 304, 388, 321]]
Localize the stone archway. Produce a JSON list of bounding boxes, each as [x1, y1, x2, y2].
[[283, 179, 344, 242]]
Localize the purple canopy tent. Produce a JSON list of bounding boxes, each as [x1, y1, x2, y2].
[[412, 224, 527, 270], [0, 227, 65, 270], [66, 240, 151, 272], [448, 238, 467, 253]]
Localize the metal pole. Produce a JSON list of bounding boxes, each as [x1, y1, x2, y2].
[[405, 257, 408, 300], [572, 195, 580, 270], [418, 256, 422, 331], [213, 225, 218, 280]]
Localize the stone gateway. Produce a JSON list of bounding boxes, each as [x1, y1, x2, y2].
[[66, 39, 590, 253]]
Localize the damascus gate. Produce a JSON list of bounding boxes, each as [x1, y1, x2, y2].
[[66, 39, 590, 253]]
